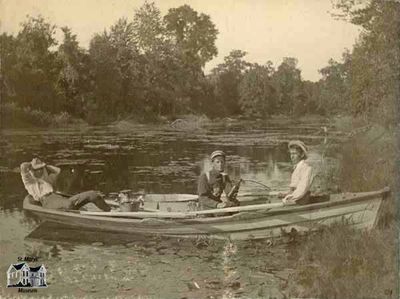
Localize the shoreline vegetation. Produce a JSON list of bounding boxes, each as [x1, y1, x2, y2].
[[1, 101, 330, 129], [285, 120, 399, 298], [1, 0, 398, 298]]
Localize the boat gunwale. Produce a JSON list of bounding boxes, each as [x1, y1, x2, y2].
[[23, 188, 389, 225]]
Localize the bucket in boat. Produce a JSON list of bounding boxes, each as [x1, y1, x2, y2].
[[120, 201, 140, 212]]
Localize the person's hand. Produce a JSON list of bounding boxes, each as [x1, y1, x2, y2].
[[97, 191, 106, 198], [277, 192, 286, 199], [212, 187, 222, 197], [217, 202, 227, 209], [282, 195, 296, 206]]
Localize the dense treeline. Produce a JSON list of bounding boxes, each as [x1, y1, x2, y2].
[[321, 0, 400, 126], [1, 0, 398, 126]]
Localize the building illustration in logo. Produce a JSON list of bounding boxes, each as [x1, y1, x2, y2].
[[7, 263, 47, 288]]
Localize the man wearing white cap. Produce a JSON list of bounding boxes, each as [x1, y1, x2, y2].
[[20, 158, 111, 211], [197, 150, 239, 209], [281, 140, 314, 205]]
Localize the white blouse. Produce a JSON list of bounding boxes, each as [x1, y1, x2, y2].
[[21, 167, 55, 201], [288, 159, 313, 201]]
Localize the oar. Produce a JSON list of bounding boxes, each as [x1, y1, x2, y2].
[[80, 210, 189, 218], [80, 201, 285, 218], [192, 202, 284, 215], [238, 190, 289, 199]]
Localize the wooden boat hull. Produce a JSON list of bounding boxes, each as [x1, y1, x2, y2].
[[23, 188, 389, 240]]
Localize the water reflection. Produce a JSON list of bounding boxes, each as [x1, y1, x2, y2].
[[25, 222, 160, 247], [0, 120, 337, 298]]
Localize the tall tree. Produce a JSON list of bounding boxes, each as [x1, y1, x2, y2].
[[12, 16, 59, 112], [318, 51, 351, 113], [332, 0, 400, 125], [132, 1, 165, 53], [239, 63, 277, 118], [0, 33, 18, 103], [211, 50, 251, 115], [164, 4, 218, 67], [56, 27, 90, 116], [272, 57, 303, 115], [89, 31, 122, 118], [132, 3, 186, 117]]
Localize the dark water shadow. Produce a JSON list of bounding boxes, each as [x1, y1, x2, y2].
[[24, 221, 162, 246]]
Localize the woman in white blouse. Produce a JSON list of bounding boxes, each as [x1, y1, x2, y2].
[[281, 140, 313, 205]]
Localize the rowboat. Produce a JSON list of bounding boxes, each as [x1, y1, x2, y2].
[[23, 188, 389, 240]]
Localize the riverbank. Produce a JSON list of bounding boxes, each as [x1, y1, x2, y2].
[[286, 121, 399, 298], [287, 223, 397, 298], [1, 103, 86, 128], [1, 102, 331, 130]]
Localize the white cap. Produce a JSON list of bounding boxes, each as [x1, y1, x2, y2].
[[210, 150, 226, 161]]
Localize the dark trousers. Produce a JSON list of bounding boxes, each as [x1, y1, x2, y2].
[[40, 191, 111, 211], [198, 196, 240, 210], [198, 196, 220, 210], [296, 192, 330, 205]]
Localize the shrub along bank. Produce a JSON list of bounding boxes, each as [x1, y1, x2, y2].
[[286, 123, 399, 299]]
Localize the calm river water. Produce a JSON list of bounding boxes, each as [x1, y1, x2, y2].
[[0, 119, 340, 298]]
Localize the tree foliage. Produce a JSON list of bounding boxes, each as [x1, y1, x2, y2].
[[318, 51, 351, 113], [210, 50, 251, 115], [57, 27, 90, 116], [164, 4, 218, 67], [132, 2, 165, 53], [11, 16, 59, 112], [239, 63, 277, 117], [272, 57, 303, 115], [329, 0, 400, 125], [1, 1, 397, 126]]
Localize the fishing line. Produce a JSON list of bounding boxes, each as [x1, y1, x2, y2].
[[242, 179, 271, 191]]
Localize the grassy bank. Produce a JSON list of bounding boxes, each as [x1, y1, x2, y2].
[[286, 120, 399, 299], [287, 224, 397, 299]]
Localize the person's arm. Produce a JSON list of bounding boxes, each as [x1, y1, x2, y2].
[[20, 162, 35, 185], [46, 165, 61, 175], [284, 166, 313, 202], [198, 173, 210, 197], [20, 162, 40, 200], [45, 164, 61, 184]]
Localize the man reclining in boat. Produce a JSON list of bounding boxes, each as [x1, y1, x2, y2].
[[20, 158, 111, 211], [197, 150, 240, 210], [280, 140, 314, 205]]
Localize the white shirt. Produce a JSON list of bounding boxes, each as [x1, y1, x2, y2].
[[20, 164, 56, 201], [288, 159, 313, 201]]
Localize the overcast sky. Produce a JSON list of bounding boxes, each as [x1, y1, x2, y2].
[[1, 0, 361, 81]]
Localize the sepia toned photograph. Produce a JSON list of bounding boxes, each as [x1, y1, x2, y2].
[[0, 0, 399, 298]]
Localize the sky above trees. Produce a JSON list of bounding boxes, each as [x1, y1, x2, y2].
[[1, 0, 360, 81]]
